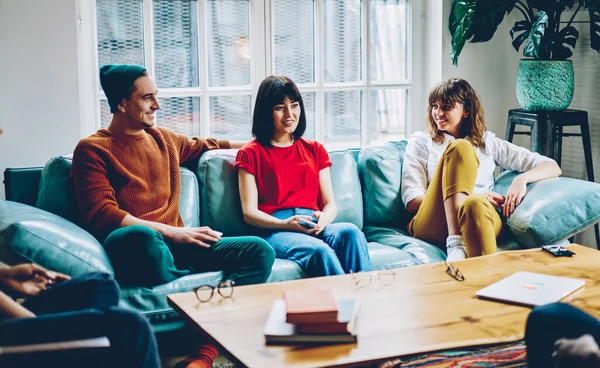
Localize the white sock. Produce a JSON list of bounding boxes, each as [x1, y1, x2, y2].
[[446, 235, 467, 262]]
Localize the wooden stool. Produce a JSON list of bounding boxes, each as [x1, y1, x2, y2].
[[505, 109, 599, 247]]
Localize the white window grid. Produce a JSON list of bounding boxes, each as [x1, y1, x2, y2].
[[91, 0, 421, 148]]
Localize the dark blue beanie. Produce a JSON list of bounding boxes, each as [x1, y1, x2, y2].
[[99, 64, 147, 113]]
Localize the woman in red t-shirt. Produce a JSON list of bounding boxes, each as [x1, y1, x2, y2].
[[235, 76, 371, 277]]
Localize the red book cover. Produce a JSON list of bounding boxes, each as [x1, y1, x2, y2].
[[283, 289, 338, 324], [296, 299, 357, 334]]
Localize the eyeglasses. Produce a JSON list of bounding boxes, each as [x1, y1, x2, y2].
[[193, 280, 235, 302], [350, 269, 396, 289], [445, 261, 465, 281]]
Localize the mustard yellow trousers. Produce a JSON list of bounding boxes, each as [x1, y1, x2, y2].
[[408, 139, 503, 257]]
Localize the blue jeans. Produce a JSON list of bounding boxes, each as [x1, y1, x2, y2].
[[266, 208, 371, 277]]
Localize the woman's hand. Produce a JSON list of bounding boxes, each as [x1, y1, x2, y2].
[[504, 175, 527, 217], [483, 191, 505, 210], [312, 211, 333, 236], [284, 215, 319, 235], [0, 264, 70, 296]]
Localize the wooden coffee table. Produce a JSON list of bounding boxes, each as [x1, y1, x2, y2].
[[168, 245, 600, 368]]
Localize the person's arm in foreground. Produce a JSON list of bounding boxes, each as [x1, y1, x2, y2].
[[0, 264, 70, 319]]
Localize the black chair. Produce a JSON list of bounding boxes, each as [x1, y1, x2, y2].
[[505, 109, 599, 247]]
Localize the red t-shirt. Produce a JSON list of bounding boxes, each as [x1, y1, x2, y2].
[[235, 138, 333, 214]]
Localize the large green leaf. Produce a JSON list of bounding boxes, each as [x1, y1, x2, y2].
[[449, 0, 517, 65], [470, 0, 519, 42], [523, 11, 549, 58], [586, 0, 600, 52], [510, 19, 532, 52], [551, 25, 579, 59], [529, 0, 574, 11], [450, 0, 477, 65]]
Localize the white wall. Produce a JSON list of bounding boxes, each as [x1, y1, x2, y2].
[[0, 0, 82, 200], [440, 2, 522, 137]]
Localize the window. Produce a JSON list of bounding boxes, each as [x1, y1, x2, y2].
[[94, 0, 418, 148]]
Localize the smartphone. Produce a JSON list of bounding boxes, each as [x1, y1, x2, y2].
[[298, 218, 317, 229], [542, 244, 575, 257]]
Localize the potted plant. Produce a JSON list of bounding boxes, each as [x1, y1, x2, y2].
[[449, 0, 600, 111]]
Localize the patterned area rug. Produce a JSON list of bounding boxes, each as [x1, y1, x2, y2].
[[212, 341, 527, 368], [389, 341, 527, 368]]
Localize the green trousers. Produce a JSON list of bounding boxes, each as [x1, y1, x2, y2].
[[103, 225, 275, 287], [408, 139, 503, 257]]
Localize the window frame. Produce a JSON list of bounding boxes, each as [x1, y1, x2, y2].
[[88, 0, 423, 147]]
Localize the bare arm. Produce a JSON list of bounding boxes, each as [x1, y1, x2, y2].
[[237, 169, 315, 233], [0, 290, 34, 318], [313, 168, 337, 235], [504, 161, 562, 217], [515, 161, 562, 184], [228, 141, 248, 149]]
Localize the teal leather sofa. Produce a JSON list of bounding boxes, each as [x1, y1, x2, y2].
[[2, 140, 600, 337]]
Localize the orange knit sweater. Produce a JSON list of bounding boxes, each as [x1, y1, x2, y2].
[[71, 127, 230, 240]]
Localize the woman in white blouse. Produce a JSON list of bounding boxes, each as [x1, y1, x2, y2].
[[401, 78, 562, 261]]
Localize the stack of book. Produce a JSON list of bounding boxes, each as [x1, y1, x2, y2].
[[263, 289, 358, 344]]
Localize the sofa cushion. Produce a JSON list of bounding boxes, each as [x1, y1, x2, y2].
[[267, 259, 305, 283], [363, 226, 447, 264], [367, 242, 424, 269], [0, 201, 114, 276], [197, 148, 364, 235], [493, 171, 600, 247], [358, 141, 414, 230], [35, 156, 200, 228], [36, 156, 78, 223]]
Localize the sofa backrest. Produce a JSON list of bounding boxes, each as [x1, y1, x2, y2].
[[357, 140, 413, 230], [4, 167, 42, 206], [35, 156, 201, 227], [196, 149, 364, 236]]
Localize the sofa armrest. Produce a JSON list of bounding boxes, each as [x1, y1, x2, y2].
[[493, 171, 600, 248], [0, 201, 114, 276]]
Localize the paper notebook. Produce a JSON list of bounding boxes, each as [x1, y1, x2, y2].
[[476, 271, 585, 307]]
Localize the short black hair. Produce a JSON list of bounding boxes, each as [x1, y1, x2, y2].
[[252, 76, 306, 146]]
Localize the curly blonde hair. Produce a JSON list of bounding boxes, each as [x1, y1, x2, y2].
[[426, 78, 486, 149]]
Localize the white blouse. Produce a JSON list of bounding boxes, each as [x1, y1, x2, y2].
[[401, 131, 556, 206]]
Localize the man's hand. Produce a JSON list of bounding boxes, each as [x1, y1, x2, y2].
[[0, 264, 70, 296], [553, 334, 600, 367], [163, 226, 223, 248], [483, 191, 505, 210], [312, 211, 333, 236], [504, 175, 527, 217]]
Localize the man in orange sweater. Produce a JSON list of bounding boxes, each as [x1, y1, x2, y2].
[[71, 64, 275, 368]]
